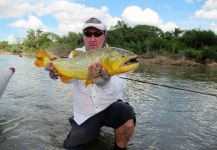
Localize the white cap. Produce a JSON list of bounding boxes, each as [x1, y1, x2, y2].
[[82, 17, 106, 31]]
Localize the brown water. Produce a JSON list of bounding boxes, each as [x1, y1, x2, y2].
[[0, 54, 217, 150]]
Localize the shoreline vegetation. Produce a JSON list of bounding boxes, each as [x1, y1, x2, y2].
[[0, 21, 216, 67], [1, 49, 217, 68]]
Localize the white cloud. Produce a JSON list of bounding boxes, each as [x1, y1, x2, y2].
[[1, 1, 178, 34], [0, 1, 35, 19], [7, 35, 23, 44], [9, 15, 47, 31], [0, 0, 57, 19], [159, 22, 178, 32], [45, 1, 119, 33], [210, 22, 217, 33], [7, 35, 17, 44], [1, 0, 119, 34], [122, 6, 162, 26], [195, 0, 217, 19], [121, 6, 177, 32]]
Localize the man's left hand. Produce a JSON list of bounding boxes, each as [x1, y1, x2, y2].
[[88, 62, 110, 86]]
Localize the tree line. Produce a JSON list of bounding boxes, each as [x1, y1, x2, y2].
[[0, 21, 217, 63]]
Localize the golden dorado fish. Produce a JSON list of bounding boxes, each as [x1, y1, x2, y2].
[[34, 47, 139, 86]]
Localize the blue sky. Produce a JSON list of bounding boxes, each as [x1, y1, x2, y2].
[[0, 0, 217, 43]]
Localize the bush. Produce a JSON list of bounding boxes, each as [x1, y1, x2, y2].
[[201, 48, 217, 61], [182, 49, 202, 60]]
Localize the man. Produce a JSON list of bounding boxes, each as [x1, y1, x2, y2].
[[48, 17, 136, 150]]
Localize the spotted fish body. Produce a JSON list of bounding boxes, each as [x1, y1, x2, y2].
[[53, 50, 107, 80], [34, 47, 139, 85]]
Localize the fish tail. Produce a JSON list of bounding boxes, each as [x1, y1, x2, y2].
[[34, 48, 50, 67]]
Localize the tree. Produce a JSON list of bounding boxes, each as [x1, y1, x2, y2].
[[0, 41, 9, 49], [182, 29, 216, 49], [23, 29, 37, 49], [53, 32, 83, 56]]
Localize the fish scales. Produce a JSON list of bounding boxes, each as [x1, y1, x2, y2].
[[34, 47, 139, 86]]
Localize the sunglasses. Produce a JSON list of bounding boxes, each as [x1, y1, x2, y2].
[[84, 31, 104, 37]]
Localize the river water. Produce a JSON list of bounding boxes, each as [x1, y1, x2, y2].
[[0, 54, 217, 150]]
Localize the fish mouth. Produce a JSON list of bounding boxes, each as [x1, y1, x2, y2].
[[123, 56, 138, 66], [121, 56, 139, 72]]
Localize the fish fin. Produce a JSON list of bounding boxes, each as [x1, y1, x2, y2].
[[36, 48, 49, 59], [59, 74, 73, 83], [84, 79, 93, 87], [34, 60, 46, 67], [71, 50, 84, 57], [34, 48, 50, 67]]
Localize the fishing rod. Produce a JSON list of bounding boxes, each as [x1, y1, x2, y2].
[[119, 76, 217, 97]]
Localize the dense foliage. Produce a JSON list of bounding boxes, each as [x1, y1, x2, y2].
[[1, 21, 217, 62]]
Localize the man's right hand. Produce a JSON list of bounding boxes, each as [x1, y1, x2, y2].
[[46, 55, 59, 80]]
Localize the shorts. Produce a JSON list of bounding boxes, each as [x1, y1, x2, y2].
[[63, 100, 136, 149]]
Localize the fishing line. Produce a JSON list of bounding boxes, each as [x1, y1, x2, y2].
[[126, 79, 162, 101], [119, 76, 217, 97]]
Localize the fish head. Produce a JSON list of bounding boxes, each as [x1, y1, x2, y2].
[[102, 47, 139, 75]]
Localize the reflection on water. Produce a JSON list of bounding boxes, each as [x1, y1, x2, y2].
[[0, 54, 217, 150]]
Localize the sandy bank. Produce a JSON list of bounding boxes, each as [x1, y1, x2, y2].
[[138, 56, 217, 67]]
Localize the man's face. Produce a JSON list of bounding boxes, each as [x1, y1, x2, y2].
[[83, 28, 106, 51]]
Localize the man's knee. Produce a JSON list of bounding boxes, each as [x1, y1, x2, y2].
[[117, 119, 135, 131], [123, 119, 135, 129], [115, 101, 136, 128]]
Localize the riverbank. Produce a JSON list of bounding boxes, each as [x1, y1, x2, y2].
[[138, 56, 217, 67], [0, 50, 12, 55], [1, 50, 217, 67], [0, 50, 35, 57]]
